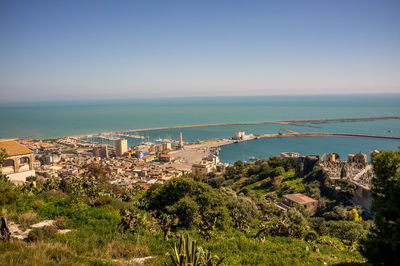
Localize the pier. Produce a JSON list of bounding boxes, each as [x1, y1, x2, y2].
[[72, 116, 400, 139], [257, 132, 400, 140]]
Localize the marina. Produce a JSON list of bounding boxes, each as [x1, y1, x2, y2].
[[74, 116, 400, 140]]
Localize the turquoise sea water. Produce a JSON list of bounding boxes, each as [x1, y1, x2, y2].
[[219, 136, 399, 164], [1, 94, 399, 139], [1, 94, 399, 162]]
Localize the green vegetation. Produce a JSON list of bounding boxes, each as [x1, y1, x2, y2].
[[360, 150, 400, 265], [2, 150, 399, 265], [169, 234, 224, 266], [61, 149, 77, 154]]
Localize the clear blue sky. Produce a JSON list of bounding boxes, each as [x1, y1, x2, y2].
[[0, 0, 399, 102]]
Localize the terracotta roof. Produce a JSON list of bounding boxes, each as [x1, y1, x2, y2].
[[160, 154, 173, 158], [0, 140, 33, 156], [283, 193, 317, 204], [137, 184, 150, 190]]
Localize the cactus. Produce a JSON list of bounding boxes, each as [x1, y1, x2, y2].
[[169, 234, 224, 266]]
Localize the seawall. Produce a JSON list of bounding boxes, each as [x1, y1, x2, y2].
[[73, 116, 400, 139]]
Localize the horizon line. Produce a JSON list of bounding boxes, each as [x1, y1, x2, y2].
[[1, 92, 400, 105]]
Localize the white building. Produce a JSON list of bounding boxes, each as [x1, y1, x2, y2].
[[280, 152, 300, 158], [0, 140, 35, 184], [233, 131, 253, 140]]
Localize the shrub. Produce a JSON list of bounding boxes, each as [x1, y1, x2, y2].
[[107, 240, 149, 259], [27, 225, 58, 242], [0, 175, 21, 206], [325, 220, 368, 244], [272, 175, 283, 190], [305, 230, 319, 242], [169, 234, 224, 266], [44, 242, 74, 263], [271, 167, 285, 177], [348, 208, 362, 222], [31, 199, 45, 210], [54, 216, 67, 229], [93, 195, 113, 207], [145, 177, 230, 232], [17, 211, 39, 230], [310, 217, 328, 236]]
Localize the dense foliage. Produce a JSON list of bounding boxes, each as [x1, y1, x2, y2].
[[144, 177, 230, 238], [361, 150, 400, 265], [3, 150, 394, 265]]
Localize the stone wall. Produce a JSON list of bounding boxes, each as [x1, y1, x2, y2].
[[319, 160, 374, 211]]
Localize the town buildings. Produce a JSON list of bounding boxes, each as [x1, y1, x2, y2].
[[115, 139, 128, 157], [280, 152, 300, 158], [93, 145, 109, 158], [179, 132, 184, 149]]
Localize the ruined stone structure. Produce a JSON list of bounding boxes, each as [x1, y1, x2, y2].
[[326, 153, 337, 162], [319, 152, 373, 210], [348, 152, 367, 165]]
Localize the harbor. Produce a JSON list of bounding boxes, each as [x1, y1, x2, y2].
[[72, 116, 400, 140], [72, 116, 400, 168]]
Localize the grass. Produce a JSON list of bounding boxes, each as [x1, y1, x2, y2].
[[16, 211, 39, 230], [242, 178, 272, 196], [280, 177, 306, 194], [0, 230, 365, 266], [0, 241, 112, 266], [149, 231, 365, 265], [61, 149, 77, 154], [0, 181, 365, 265], [241, 169, 303, 196]]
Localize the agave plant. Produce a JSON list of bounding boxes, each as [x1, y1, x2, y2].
[[169, 234, 224, 266]]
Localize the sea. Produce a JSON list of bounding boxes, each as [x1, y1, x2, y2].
[[1, 94, 399, 163]]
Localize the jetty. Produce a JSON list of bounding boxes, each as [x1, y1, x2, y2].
[[257, 132, 400, 140], [72, 116, 400, 139]]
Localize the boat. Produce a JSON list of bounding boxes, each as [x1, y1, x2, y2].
[[249, 156, 257, 161], [128, 134, 145, 139], [97, 136, 119, 141]]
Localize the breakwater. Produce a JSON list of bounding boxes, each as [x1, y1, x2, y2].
[[257, 132, 400, 140], [73, 116, 400, 139]]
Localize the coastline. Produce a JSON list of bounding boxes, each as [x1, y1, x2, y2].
[[168, 132, 400, 169], [71, 116, 400, 139]]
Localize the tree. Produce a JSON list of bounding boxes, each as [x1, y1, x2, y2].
[[0, 150, 21, 206], [272, 175, 283, 190], [145, 177, 230, 233], [168, 196, 199, 228], [271, 166, 285, 177], [117, 212, 140, 235], [348, 208, 362, 222], [157, 213, 177, 240], [0, 148, 7, 166], [361, 150, 400, 265], [340, 167, 347, 178]]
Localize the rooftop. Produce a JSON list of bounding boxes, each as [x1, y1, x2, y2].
[[283, 193, 317, 204], [0, 140, 33, 156]]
